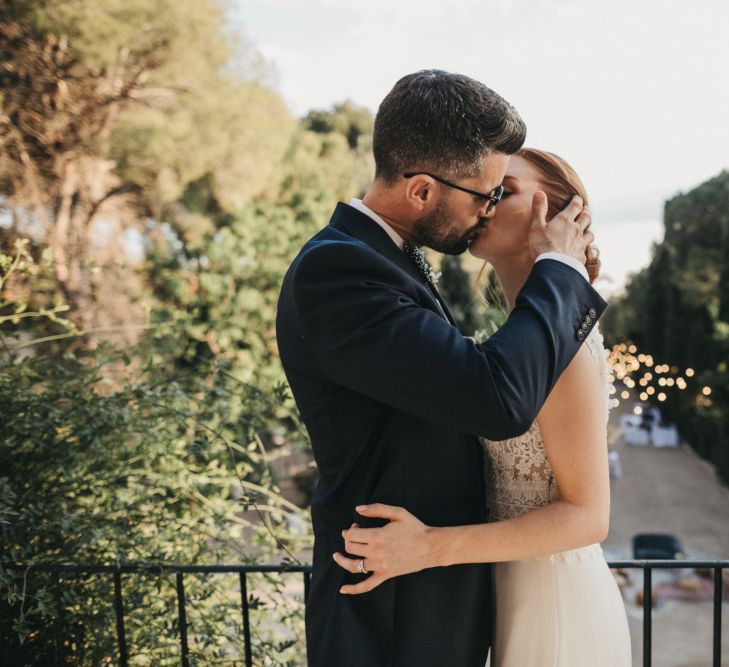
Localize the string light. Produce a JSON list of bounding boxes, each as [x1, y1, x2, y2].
[[608, 343, 704, 410]]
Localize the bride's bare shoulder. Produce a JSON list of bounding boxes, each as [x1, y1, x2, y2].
[[537, 335, 607, 439]]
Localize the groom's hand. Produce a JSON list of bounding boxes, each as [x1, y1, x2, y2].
[[528, 191, 594, 264]]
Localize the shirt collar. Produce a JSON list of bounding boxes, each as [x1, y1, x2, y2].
[[348, 198, 405, 250]]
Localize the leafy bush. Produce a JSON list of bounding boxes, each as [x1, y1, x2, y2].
[[1, 242, 312, 665]]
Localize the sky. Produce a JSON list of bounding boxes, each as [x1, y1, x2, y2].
[[231, 0, 729, 294]]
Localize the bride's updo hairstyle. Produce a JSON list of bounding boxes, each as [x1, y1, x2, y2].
[[517, 148, 600, 283]]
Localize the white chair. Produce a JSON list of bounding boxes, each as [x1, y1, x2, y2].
[[651, 424, 680, 447]]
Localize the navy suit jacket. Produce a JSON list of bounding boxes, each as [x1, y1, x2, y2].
[[276, 203, 606, 666]]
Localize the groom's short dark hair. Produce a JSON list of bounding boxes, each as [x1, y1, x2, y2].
[[373, 70, 526, 184]]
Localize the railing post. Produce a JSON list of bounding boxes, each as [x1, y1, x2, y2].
[[113, 571, 128, 667], [240, 572, 253, 667], [304, 570, 311, 605], [643, 566, 652, 667], [175, 572, 190, 667], [714, 567, 723, 667]]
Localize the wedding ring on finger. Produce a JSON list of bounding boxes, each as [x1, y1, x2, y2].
[[357, 559, 368, 575]]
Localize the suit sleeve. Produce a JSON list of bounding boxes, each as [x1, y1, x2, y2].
[[291, 241, 607, 440]]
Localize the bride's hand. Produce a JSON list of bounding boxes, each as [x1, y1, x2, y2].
[[332, 504, 435, 595]]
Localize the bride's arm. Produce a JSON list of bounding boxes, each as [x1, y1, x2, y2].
[[334, 343, 610, 595]]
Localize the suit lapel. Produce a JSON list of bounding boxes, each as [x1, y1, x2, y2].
[[433, 287, 457, 326], [329, 203, 422, 283], [329, 203, 457, 326]]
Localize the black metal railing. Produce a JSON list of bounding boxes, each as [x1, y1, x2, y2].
[[10, 560, 728, 667], [609, 559, 727, 667]]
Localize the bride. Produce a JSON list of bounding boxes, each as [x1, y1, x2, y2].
[[333, 148, 632, 666]]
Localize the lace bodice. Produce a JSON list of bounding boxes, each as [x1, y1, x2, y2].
[[482, 325, 612, 522]]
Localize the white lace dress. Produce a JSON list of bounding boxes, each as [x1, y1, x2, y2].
[[482, 325, 631, 667]]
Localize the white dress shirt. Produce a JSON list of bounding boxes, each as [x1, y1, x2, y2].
[[348, 198, 405, 249], [348, 198, 589, 282], [348, 199, 450, 320]]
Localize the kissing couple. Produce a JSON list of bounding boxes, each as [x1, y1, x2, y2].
[[276, 70, 631, 666]]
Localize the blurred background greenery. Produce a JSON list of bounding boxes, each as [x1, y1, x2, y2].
[[0, 0, 727, 664]]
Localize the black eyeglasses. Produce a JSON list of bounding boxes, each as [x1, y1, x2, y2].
[[403, 172, 505, 213]]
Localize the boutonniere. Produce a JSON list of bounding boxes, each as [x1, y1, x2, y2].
[[403, 242, 442, 287]]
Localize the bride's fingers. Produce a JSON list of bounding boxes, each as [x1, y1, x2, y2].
[[332, 551, 372, 574], [343, 538, 369, 558], [355, 503, 408, 522], [340, 574, 387, 595], [345, 525, 378, 543], [342, 526, 367, 544]]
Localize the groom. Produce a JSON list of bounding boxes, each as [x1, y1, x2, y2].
[[276, 70, 605, 666]]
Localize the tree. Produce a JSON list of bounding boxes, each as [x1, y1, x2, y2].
[[0, 0, 294, 339], [603, 170, 729, 484], [302, 100, 374, 151]]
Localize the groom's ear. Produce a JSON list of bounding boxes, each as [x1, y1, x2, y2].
[[403, 174, 434, 210]]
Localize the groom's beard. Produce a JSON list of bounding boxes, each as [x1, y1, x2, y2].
[[412, 201, 484, 255]]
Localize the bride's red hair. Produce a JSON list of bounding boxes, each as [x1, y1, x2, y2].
[[516, 147, 600, 283]]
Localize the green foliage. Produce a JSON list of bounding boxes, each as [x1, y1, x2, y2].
[[144, 202, 319, 387], [1, 243, 312, 664], [719, 208, 729, 323], [303, 100, 374, 151], [0, 2, 377, 661], [432, 255, 508, 339], [603, 170, 729, 483], [0, 347, 310, 664], [437, 255, 482, 336], [141, 101, 375, 389], [0, 238, 78, 345], [111, 77, 295, 211], [0, 0, 297, 338], [20, 0, 231, 77], [272, 110, 374, 208]]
